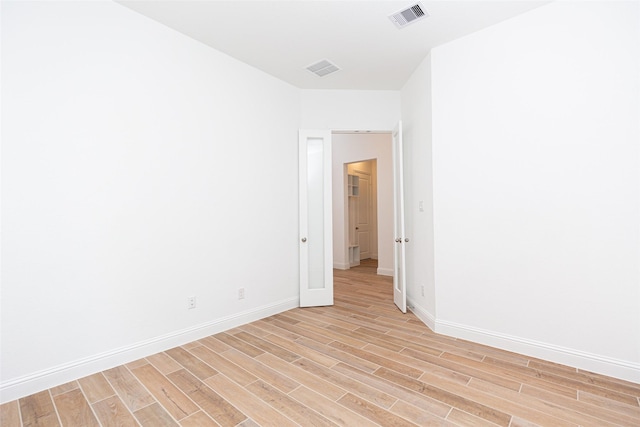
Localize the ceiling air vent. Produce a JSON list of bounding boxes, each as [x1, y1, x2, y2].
[[306, 59, 340, 77], [388, 2, 429, 29]]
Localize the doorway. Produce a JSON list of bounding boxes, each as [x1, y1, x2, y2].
[[330, 132, 393, 277], [346, 160, 378, 267], [301, 128, 403, 310]]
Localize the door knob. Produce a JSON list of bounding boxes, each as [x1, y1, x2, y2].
[[301, 237, 307, 242], [405, 238, 410, 242], [395, 238, 401, 243]]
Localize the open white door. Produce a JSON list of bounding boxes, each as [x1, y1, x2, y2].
[[392, 122, 407, 313], [299, 130, 333, 307]]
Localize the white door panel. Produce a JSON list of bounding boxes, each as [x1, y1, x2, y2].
[[299, 130, 333, 307], [392, 122, 407, 313]]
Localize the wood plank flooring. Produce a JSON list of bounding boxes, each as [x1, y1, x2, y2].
[[2, 259, 639, 426]]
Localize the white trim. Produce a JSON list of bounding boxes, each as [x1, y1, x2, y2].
[[333, 262, 350, 270], [377, 267, 393, 276], [435, 319, 640, 384], [407, 299, 435, 331], [0, 297, 298, 403]]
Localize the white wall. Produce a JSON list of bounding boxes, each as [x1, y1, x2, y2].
[[431, 1, 639, 381], [332, 134, 393, 275], [300, 90, 400, 131], [1, 1, 300, 401], [401, 53, 436, 329]]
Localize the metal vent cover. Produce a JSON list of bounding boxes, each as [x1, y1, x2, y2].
[[306, 59, 340, 77], [389, 2, 429, 29]]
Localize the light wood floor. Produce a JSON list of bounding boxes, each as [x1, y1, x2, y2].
[[2, 259, 639, 426]]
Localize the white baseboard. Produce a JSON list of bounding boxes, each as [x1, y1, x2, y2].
[[377, 267, 393, 276], [436, 319, 640, 384], [0, 297, 299, 403], [407, 298, 435, 331], [333, 261, 350, 270]]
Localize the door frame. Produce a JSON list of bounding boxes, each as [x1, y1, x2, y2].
[[300, 127, 406, 311], [331, 131, 394, 277], [345, 161, 376, 264]]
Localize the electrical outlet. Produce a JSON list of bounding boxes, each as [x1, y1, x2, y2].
[[238, 288, 245, 300], [187, 296, 196, 309]]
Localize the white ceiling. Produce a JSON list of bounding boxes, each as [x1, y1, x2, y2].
[[117, 0, 549, 90]]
